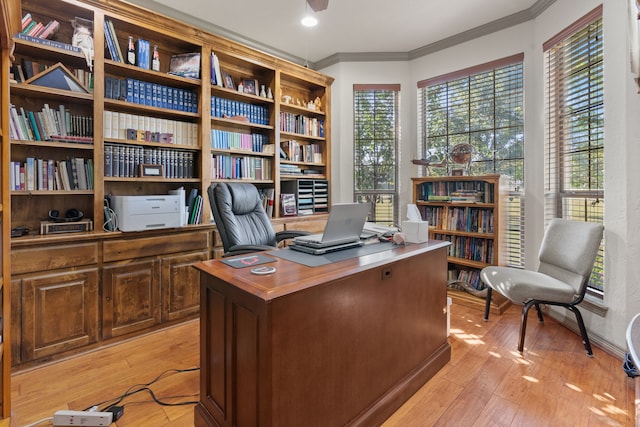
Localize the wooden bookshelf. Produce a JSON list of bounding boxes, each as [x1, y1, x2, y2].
[[5, 0, 333, 374], [412, 174, 511, 315]]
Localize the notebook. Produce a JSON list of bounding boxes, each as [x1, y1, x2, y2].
[[292, 203, 369, 249]]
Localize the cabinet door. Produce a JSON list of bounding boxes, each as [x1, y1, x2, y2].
[[103, 259, 160, 339], [160, 251, 207, 322], [20, 268, 99, 362]]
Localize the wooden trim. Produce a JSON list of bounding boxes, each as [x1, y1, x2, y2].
[[353, 83, 401, 91], [543, 4, 603, 51], [417, 53, 524, 88]]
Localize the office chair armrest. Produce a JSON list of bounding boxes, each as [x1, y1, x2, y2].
[[275, 230, 311, 242], [224, 244, 277, 257]]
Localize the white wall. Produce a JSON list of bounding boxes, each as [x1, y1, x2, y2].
[[322, 0, 640, 353]]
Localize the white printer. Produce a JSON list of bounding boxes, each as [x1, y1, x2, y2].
[[111, 195, 183, 232]]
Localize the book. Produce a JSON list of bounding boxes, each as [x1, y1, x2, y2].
[[107, 20, 124, 63], [38, 20, 60, 40], [103, 20, 119, 61], [137, 38, 151, 69]]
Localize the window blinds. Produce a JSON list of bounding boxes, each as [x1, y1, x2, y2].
[[544, 6, 604, 292]]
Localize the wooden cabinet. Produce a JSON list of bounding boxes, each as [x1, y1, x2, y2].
[[8, 227, 211, 369], [160, 251, 207, 322], [19, 268, 99, 361], [411, 174, 510, 314]]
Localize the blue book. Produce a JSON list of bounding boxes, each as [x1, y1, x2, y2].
[[137, 39, 150, 69], [125, 78, 134, 103]]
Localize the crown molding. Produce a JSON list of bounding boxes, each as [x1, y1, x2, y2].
[[123, 0, 556, 71]]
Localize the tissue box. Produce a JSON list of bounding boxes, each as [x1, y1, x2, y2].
[[402, 220, 429, 243]]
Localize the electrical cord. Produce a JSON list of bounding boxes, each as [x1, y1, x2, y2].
[[83, 367, 200, 412], [21, 417, 53, 427]]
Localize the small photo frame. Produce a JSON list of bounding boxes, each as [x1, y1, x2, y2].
[[242, 78, 258, 95], [140, 164, 164, 177], [451, 169, 465, 176], [222, 71, 235, 90]]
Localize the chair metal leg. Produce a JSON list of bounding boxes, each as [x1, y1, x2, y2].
[[519, 300, 536, 353], [534, 303, 544, 323], [484, 287, 493, 321], [567, 305, 593, 357]]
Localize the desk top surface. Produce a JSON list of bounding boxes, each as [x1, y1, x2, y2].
[[195, 240, 450, 301]]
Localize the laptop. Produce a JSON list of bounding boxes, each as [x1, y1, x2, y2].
[[292, 203, 369, 249], [288, 240, 363, 255]]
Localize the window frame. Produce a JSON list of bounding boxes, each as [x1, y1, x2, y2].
[[353, 84, 400, 226]]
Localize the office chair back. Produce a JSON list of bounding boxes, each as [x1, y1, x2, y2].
[[208, 182, 277, 252], [537, 218, 604, 301]]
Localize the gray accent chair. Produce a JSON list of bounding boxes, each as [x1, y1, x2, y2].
[[481, 219, 604, 356], [207, 182, 309, 257]]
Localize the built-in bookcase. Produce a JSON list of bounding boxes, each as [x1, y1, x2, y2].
[[4, 0, 333, 376], [412, 174, 510, 314]]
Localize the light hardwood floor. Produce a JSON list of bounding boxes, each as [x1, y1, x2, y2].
[[10, 303, 635, 426]]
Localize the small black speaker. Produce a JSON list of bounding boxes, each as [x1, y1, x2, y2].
[[48, 208, 84, 223]]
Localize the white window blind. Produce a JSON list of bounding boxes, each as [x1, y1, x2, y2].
[[353, 84, 400, 226], [417, 55, 525, 268], [544, 5, 604, 294]]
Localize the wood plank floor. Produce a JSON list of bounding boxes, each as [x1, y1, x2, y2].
[[9, 303, 635, 426]]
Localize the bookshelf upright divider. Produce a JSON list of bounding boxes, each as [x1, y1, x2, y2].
[[412, 174, 511, 314]]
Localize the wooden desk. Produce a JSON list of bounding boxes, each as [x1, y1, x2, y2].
[[194, 241, 451, 427]]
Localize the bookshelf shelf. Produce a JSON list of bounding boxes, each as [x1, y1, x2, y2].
[[104, 59, 203, 89], [103, 176, 200, 183], [10, 83, 93, 101], [412, 174, 510, 315], [11, 189, 94, 195], [210, 116, 273, 131], [11, 140, 93, 149], [280, 131, 324, 141], [13, 38, 87, 65]]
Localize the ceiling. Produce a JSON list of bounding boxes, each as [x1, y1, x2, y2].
[[126, 0, 553, 68]]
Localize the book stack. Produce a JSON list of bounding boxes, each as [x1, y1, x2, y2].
[[104, 76, 198, 113], [103, 110, 198, 147], [103, 19, 124, 62], [210, 96, 269, 125], [10, 157, 93, 191], [104, 144, 195, 179], [20, 13, 61, 40], [8, 103, 93, 143], [210, 129, 268, 152], [450, 190, 484, 203], [279, 112, 325, 137], [210, 154, 271, 180]]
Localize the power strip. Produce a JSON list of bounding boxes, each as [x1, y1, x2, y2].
[[53, 410, 113, 426]]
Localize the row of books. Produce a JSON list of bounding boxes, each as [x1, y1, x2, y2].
[[449, 269, 485, 291], [103, 110, 198, 146], [280, 140, 323, 163], [433, 233, 495, 264], [105, 76, 198, 113], [211, 96, 269, 125], [9, 103, 93, 143], [279, 163, 303, 176], [21, 13, 60, 40], [210, 154, 272, 181], [104, 144, 196, 179], [209, 129, 269, 152], [279, 112, 325, 138], [257, 188, 275, 217], [419, 181, 494, 203], [423, 206, 494, 233], [10, 157, 94, 191], [103, 19, 124, 63]]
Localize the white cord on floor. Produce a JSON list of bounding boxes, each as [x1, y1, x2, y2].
[[22, 416, 53, 427]]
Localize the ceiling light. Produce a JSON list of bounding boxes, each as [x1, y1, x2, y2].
[[301, 15, 318, 27]]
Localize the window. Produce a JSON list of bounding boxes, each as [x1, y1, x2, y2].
[[417, 55, 525, 268], [353, 84, 400, 226], [544, 5, 604, 294]]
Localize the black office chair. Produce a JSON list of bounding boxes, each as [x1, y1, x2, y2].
[[207, 182, 309, 257]]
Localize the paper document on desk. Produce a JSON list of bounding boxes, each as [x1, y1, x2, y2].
[[362, 222, 399, 237]]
